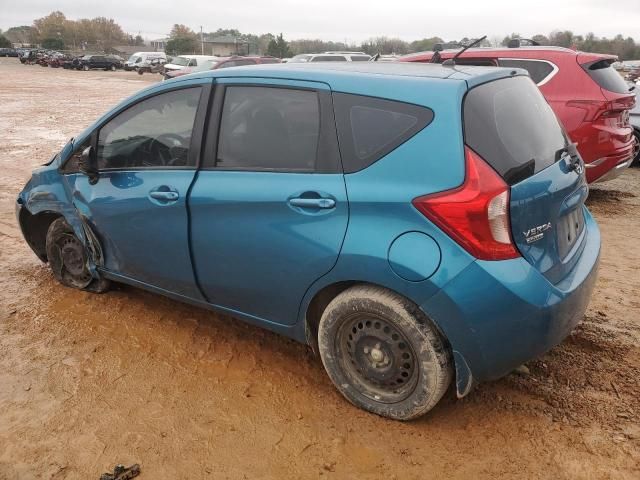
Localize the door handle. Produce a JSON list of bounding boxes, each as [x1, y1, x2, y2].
[[289, 197, 336, 209], [149, 190, 179, 201]]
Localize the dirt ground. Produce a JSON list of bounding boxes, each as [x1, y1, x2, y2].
[[0, 57, 638, 480]]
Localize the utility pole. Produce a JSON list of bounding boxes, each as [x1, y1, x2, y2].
[[200, 26, 204, 55]]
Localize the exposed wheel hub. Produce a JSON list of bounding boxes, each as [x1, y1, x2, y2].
[[59, 235, 88, 277], [340, 315, 417, 402]]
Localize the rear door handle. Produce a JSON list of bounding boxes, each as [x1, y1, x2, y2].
[[149, 190, 179, 201], [288, 198, 336, 209]]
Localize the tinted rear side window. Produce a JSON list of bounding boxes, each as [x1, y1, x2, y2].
[[333, 93, 434, 173], [498, 59, 555, 84], [583, 59, 631, 94], [464, 76, 567, 185]]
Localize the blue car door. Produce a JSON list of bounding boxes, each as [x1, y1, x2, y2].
[[67, 82, 211, 299], [189, 79, 348, 325]]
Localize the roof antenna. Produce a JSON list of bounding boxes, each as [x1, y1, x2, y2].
[[442, 35, 487, 66]]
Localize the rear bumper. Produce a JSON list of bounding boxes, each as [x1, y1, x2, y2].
[[579, 125, 634, 183], [586, 148, 634, 183], [422, 207, 600, 387]]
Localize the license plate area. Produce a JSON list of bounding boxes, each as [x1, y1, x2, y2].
[[557, 208, 585, 259]]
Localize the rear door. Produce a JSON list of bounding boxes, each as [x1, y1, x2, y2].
[[189, 79, 348, 325], [464, 75, 589, 283]]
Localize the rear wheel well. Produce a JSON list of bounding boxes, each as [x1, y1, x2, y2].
[[305, 281, 357, 354], [305, 281, 453, 358], [19, 209, 63, 262]]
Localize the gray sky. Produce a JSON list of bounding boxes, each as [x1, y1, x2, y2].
[[0, 0, 639, 43]]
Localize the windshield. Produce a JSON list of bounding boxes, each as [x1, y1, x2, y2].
[[192, 59, 219, 72], [128, 55, 140, 63], [290, 54, 312, 63], [171, 56, 191, 66]]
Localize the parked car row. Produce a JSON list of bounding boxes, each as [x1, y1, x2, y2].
[[17, 49, 126, 71], [400, 41, 637, 183], [0, 47, 20, 57], [163, 55, 281, 80]]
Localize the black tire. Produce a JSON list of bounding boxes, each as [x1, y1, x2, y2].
[[45, 217, 110, 293], [318, 285, 452, 421], [632, 129, 640, 167]]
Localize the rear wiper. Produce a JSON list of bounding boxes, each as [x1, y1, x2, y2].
[[442, 36, 487, 66], [555, 143, 583, 172]]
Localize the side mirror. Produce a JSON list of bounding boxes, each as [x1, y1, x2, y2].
[[78, 146, 99, 185]]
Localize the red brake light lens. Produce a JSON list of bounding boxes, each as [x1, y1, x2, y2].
[[412, 147, 520, 261]]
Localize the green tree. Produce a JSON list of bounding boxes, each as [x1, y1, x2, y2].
[[501, 33, 521, 47], [166, 37, 197, 55], [410, 37, 444, 52], [361, 36, 409, 55], [267, 33, 291, 58], [166, 24, 197, 55], [4, 26, 37, 45], [548, 30, 575, 48], [41, 37, 64, 49], [531, 34, 549, 46], [0, 35, 11, 48]]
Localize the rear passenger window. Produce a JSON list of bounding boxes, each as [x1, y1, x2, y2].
[[215, 86, 320, 171], [333, 93, 434, 173], [498, 59, 555, 84]]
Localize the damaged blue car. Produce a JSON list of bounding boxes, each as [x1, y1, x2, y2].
[[16, 63, 600, 420]]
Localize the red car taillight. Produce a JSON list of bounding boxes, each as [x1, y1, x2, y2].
[[567, 99, 631, 122], [412, 147, 520, 261]]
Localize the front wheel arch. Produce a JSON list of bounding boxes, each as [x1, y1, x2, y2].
[[18, 209, 63, 262]]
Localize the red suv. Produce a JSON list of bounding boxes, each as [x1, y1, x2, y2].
[[164, 56, 281, 81], [401, 45, 636, 183]]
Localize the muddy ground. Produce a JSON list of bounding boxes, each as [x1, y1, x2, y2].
[[0, 57, 638, 479]]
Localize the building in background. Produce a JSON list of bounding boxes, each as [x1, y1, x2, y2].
[[150, 38, 169, 51], [203, 35, 252, 56]]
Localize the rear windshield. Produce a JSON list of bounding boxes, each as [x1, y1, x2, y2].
[[583, 59, 631, 94], [464, 76, 567, 185], [172, 56, 191, 66]]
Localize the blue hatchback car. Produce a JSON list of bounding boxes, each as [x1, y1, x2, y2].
[[17, 63, 600, 420]]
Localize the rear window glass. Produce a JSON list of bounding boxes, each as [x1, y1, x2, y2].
[[583, 59, 631, 94], [498, 59, 555, 84], [464, 76, 567, 185], [333, 93, 434, 173]]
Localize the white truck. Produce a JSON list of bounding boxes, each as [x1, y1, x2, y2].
[[124, 52, 168, 71]]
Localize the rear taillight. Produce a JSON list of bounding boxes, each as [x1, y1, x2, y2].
[[412, 147, 520, 261], [567, 99, 631, 122]]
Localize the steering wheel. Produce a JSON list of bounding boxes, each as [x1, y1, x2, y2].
[[148, 133, 186, 166]]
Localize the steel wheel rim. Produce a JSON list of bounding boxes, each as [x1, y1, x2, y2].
[[55, 234, 92, 286], [336, 313, 419, 404]]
